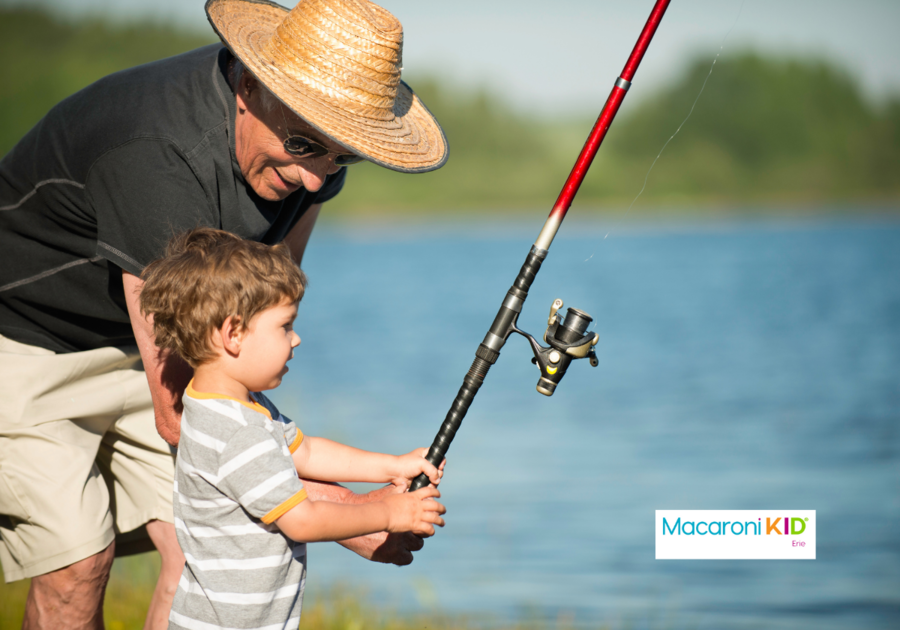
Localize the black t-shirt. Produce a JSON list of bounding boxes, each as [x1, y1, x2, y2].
[[0, 45, 345, 353]]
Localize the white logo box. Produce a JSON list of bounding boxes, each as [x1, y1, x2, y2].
[[656, 510, 816, 560]]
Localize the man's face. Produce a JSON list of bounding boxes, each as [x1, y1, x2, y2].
[[234, 76, 346, 201]]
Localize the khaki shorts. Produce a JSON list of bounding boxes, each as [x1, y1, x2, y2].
[[0, 334, 175, 582]]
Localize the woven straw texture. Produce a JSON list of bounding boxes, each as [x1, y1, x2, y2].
[[206, 0, 448, 173]]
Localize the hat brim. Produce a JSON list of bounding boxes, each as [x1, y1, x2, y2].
[[206, 0, 448, 174]]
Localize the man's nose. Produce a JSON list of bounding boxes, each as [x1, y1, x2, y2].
[[298, 155, 339, 192]]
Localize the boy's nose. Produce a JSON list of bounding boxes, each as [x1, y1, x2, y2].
[[291, 332, 301, 347]]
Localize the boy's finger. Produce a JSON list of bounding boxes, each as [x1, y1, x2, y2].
[[414, 520, 436, 537], [422, 511, 445, 527], [425, 464, 441, 484]]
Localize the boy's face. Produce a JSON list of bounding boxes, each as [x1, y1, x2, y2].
[[236, 299, 301, 392]]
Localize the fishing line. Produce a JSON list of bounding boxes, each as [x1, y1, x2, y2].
[[408, 0, 676, 494], [583, 0, 746, 262]]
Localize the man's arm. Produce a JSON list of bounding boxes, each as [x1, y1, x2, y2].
[[283, 203, 322, 266], [122, 270, 193, 447]]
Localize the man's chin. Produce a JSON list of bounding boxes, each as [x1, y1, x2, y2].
[[251, 183, 289, 202], [251, 172, 299, 201]]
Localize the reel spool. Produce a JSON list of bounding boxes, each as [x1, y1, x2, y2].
[[512, 299, 599, 396]]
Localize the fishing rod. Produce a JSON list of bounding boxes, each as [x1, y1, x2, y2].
[[410, 0, 673, 492]]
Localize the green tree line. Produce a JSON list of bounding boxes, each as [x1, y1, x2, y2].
[[2, 6, 898, 215]]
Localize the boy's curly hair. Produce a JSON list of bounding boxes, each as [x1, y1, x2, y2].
[[139, 227, 306, 367]]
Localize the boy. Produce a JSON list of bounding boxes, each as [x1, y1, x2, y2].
[[139, 228, 445, 630]]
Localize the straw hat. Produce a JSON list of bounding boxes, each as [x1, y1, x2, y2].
[[205, 0, 448, 173]]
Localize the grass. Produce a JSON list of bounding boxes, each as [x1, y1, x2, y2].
[[0, 553, 162, 630], [0, 574, 28, 630], [1, 553, 614, 630]]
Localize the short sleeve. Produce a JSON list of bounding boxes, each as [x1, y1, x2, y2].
[[253, 392, 303, 454], [87, 139, 216, 275], [217, 425, 306, 524], [285, 422, 303, 454], [312, 166, 346, 205]]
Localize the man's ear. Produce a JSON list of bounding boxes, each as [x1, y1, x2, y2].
[[219, 315, 244, 357], [235, 74, 259, 113]]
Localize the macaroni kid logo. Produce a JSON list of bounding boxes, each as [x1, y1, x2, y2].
[[655, 510, 816, 559]]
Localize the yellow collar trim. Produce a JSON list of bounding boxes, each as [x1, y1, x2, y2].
[[185, 380, 272, 419]]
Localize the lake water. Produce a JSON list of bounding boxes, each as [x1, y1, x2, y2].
[[269, 215, 900, 629]]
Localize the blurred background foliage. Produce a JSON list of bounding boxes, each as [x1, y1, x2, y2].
[[2, 5, 898, 217], [1, 555, 602, 630]]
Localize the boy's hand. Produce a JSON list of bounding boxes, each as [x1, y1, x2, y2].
[[382, 487, 446, 537], [390, 448, 445, 489]]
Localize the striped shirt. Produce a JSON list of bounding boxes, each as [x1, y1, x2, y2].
[[169, 382, 307, 630]]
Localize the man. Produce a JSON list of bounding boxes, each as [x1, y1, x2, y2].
[[0, 0, 448, 627]]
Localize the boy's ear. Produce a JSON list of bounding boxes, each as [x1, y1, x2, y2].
[[219, 315, 244, 356]]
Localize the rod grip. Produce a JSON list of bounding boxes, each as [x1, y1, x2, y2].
[[409, 356, 491, 492]]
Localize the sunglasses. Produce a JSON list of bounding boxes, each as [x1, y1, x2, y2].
[[282, 135, 366, 166]]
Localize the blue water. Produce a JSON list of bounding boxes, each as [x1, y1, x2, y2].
[[270, 215, 900, 629]]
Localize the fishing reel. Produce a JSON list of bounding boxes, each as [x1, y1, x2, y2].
[[511, 299, 599, 396]]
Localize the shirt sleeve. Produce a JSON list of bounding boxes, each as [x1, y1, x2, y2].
[[86, 139, 216, 275], [253, 392, 303, 454], [283, 417, 303, 454], [217, 425, 306, 524]]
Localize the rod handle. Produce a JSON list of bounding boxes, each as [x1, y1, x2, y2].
[[409, 455, 441, 492], [409, 355, 492, 492]]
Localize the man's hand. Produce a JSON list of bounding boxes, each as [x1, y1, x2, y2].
[[366, 532, 425, 566], [300, 479, 428, 566]]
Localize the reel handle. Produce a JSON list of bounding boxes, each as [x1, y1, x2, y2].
[[518, 300, 599, 396]]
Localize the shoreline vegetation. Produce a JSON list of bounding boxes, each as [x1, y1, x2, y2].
[[1, 554, 607, 630], [2, 7, 899, 219]]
